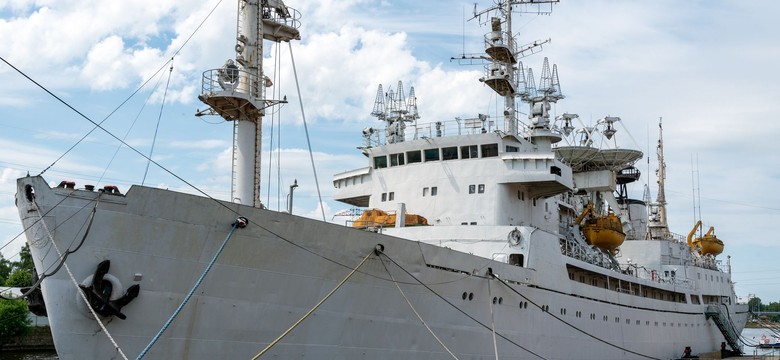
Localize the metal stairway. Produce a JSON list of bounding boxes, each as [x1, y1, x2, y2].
[[705, 304, 742, 354]]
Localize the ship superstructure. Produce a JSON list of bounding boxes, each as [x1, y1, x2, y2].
[[14, 1, 748, 359]]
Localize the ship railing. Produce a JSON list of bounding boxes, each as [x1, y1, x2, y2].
[[559, 238, 615, 270], [200, 68, 266, 102], [261, 6, 302, 31], [346, 219, 385, 233], [367, 117, 530, 146]]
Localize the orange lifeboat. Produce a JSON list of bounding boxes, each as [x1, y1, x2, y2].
[[687, 221, 724, 256], [352, 209, 428, 228], [576, 203, 626, 252]]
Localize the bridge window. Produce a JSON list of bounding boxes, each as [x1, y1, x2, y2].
[[424, 148, 440, 161], [373, 156, 387, 169], [550, 165, 561, 176], [390, 153, 404, 166], [388, 192, 394, 201], [407, 150, 422, 163], [423, 187, 429, 196], [506, 145, 519, 153], [431, 187, 438, 196], [461, 145, 478, 159], [442, 146, 458, 160], [481, 143, 498, 157], [478, 184, 485, 193]]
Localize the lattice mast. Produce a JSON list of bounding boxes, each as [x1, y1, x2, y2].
[[198, 0, 300, 207], [647, 118, 670, 239]]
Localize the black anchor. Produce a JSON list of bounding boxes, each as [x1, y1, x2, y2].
[[79, 260, 140, 320]]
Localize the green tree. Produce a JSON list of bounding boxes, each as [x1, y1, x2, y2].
[[0, 254, 11, 285], [4, 269, 31, 288], [0, 298, 31, 341], [749, 297, 762, 312], [14, 243, 33, 272]]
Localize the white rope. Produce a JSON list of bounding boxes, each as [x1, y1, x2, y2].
[[380, 257, 459, 359], [488, 279, 499, 360], [35, 199, 130, 360]]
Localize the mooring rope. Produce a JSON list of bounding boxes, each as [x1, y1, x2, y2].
[[34, 198, 130, 360], [0, 196, 100, 300], [487, 278, 499, 360], [377, 250, 547, 360], [378, 255, 459, 359], [250, 248, 375, 359], [491, 272, 661, 360], [136, 217, 246, 360]]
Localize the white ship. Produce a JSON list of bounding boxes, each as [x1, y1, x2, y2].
[[14, 0, 748, 359]]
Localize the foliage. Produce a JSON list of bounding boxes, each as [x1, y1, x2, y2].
[[749, 297, 762, 311], [0, 243, 35, 286], [17, 243, 33, 273], [5, 269, 32, 288], [0, 298, 31, 340], [0, 254, 11, 285]]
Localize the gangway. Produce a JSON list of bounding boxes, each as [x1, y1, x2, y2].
[[705, 305, 742, 355]]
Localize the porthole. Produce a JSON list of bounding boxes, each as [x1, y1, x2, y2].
[[468, 292, 474, 301], [498, 297, 503, 305], [462, 292, 467, 300]]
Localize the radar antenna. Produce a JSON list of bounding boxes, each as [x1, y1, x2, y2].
[[370, 81, 420, 144]]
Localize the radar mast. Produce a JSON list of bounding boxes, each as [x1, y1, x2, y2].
[[197, 0, 301, 207]]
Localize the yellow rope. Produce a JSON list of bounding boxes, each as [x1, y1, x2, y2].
[[250, 249, 374, 359]]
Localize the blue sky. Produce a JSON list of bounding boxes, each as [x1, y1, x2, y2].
[[1, 0, 779, 302]]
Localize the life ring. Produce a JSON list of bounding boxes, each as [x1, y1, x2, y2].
[[507, 228, 523, 246]]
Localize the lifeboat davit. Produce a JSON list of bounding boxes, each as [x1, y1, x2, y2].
[[352, 209, 428, 228], [576, 203, 625, 252], [687, 221, 724, 256]]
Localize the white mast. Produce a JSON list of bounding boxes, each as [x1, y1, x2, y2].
[[475, 0, 558, 143], [198, 0, 300, 207]]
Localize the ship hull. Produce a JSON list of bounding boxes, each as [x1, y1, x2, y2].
[[17, 176, 747, 359]]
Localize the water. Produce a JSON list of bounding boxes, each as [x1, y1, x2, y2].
[[742, 327, 780, 357]]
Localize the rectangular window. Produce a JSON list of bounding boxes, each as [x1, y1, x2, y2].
[[460, 145, 478, 159], [381, 193, 387, 202], [424, 148, 440, 161], [431, 186, 438, 196], [390, 153, 405, 166], [388, 192, 394, 201], [373, 156, 388, 169], [423, 187, 429, 196], [442, 146, 458, 160], [506, 145, 519, 153], [469, 185, 476, 194], [406, 150, 422, 164], [478, 184, 485, 193], [481, 143, 498, 157]]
